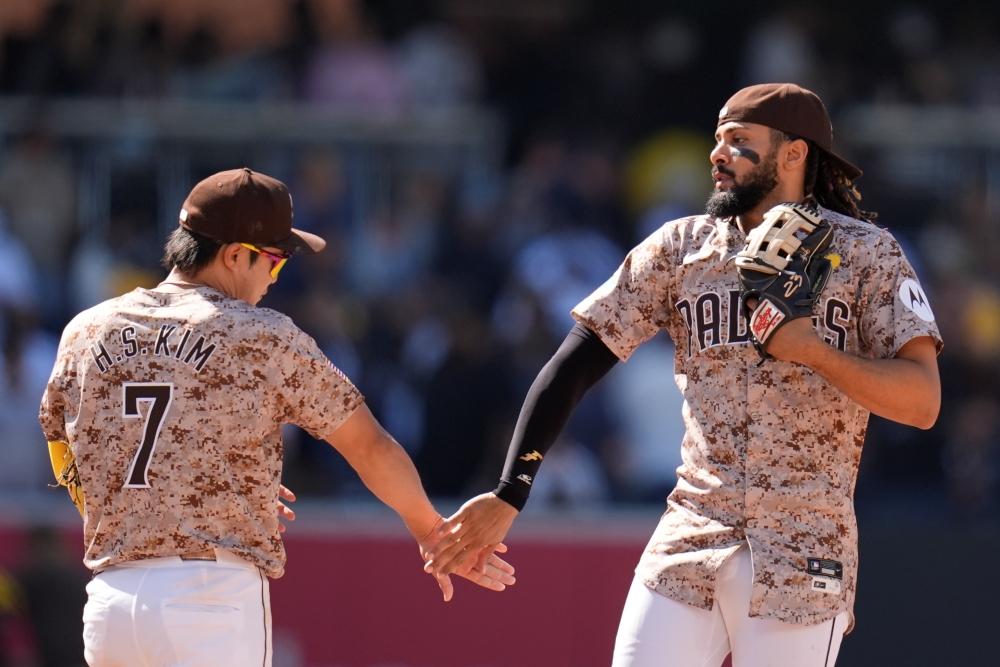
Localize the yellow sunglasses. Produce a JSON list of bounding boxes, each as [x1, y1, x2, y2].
[[240, 243, 291, 279]]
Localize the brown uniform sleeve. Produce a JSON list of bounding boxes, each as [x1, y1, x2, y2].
[[39, 381, 68, 443], [570, 229, 677, 361], [857, 231, 943, 358], [275, 323, 365, 441], [39, 328, 76, 443]]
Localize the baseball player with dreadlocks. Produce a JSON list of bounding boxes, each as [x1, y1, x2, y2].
[[40, 168, 514, 667], [425, 84, 942, 666]]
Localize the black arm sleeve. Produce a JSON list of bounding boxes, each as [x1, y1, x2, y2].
[[493, 323, 620, 511]]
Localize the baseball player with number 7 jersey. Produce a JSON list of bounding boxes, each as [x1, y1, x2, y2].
[[39, 168, 514, 667]]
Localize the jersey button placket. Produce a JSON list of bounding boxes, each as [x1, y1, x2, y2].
[[744, 361, 767, 538]]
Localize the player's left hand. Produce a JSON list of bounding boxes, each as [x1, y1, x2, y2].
[[743, 298, 823, 366], [278, 485, 296, 533], [755, 315, 823, 365], [417, 516, 516, 602]]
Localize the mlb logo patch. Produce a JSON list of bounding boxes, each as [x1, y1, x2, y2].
[[806, 557, 843, 580]]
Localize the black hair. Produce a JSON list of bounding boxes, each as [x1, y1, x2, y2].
[[162, 227, 259, 275], [771, 130, 876, 222]]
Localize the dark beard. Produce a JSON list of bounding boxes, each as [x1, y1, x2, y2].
[[705, 153, 780, 218]]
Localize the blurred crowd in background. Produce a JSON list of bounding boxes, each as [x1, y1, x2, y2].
[[1, 0, 1000, 526], [2, 0, 1000, 662]]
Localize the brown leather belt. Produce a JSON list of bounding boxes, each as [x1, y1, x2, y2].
[[179, 548, 216, 561]]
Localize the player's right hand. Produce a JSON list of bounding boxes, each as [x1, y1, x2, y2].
[[417, 515, 516, 601], [423, 493, 519, 578]]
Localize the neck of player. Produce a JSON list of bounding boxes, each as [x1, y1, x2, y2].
[[160, 266, 235, 300]]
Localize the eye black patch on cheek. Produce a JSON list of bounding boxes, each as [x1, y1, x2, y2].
[[732, 147, 761, 165]]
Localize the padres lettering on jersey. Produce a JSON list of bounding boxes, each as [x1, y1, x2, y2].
[[572, 207, 942, 631], [40, 286, 364, 578], [673, 290, 854, 357]]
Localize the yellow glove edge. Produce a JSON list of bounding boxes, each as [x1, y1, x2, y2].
[[48, 440, 85, 517]]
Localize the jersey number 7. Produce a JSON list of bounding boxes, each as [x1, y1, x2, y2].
[[122, 383, 174, 488]]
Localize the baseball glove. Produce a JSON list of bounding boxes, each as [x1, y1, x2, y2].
[[735, 202, 836, 362], [49, 440, 85, 517]]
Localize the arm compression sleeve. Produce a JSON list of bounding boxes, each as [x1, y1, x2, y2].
[[493, 323, 620, 511]]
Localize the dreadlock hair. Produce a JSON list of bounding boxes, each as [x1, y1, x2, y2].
[[771, 129, 876, 222]]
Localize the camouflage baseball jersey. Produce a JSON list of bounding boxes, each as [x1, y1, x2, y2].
[[39, 285, 364, 578], [572, 207, 942, 631]]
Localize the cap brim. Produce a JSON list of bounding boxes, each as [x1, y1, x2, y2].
[[272, 228, 326, 255], [827, 150, 863, 181]]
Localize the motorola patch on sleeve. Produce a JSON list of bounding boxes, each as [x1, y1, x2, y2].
[[898, 279, 935, 321]]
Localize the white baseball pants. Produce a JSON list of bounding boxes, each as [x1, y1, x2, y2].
[[612, 545, 848, 667], [82, 548, 272, 667]]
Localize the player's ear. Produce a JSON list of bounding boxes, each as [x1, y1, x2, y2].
[[220, 243, 243, 271], [783, 139, 809, 172]]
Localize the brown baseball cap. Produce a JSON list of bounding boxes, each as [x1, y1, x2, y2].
[[179, 168, 326, 254], [717, 83, 862, 180]]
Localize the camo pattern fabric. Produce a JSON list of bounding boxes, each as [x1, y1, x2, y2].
[[39, 285, 364, 578], [572, 207, 942, 630]]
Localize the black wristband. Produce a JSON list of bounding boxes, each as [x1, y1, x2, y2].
[[493, 480, 528, 512]]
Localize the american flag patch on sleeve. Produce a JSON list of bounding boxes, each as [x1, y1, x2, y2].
[[325, 357, 349, 382]]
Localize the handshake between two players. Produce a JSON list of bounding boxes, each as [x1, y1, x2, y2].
[[43, 83, 941, 667]]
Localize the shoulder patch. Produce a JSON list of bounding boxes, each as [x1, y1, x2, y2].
[[898, 279, 935, 322], [326, 358, 349, 382]]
